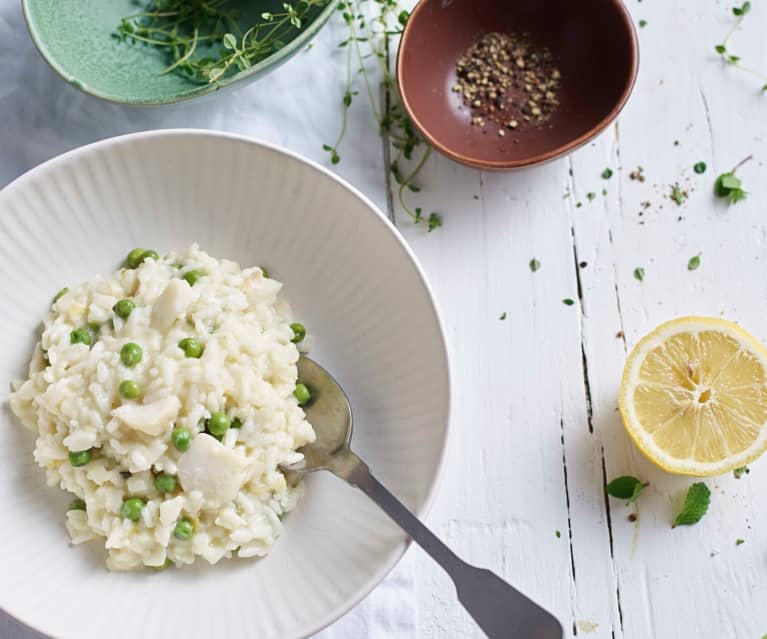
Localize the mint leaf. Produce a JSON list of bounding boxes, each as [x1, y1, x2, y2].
[[715, 171, 747, 204], [673, 482, 711, 527], [606, 476, 645, 503]]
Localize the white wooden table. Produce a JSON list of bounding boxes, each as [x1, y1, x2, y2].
[[1, 0, 766, 637]]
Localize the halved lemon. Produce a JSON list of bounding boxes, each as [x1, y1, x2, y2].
[[619, 317, 767, 476]]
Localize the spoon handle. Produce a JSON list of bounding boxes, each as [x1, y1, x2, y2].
[[333, 452, 563, 639]]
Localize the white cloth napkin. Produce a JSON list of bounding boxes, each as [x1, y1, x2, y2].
[[0, 0, 417, 636]]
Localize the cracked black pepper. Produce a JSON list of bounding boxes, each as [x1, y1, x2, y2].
[[452, 32, 562, 135]]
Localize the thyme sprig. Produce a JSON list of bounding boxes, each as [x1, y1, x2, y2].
[[714, 2, 767, 92], [116, 0, 328, 83], [325, 1, 441, 231]]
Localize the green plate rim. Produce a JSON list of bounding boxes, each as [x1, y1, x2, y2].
[[21, 0, 340, 106]]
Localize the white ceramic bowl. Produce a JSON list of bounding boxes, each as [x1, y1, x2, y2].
[[0, 130, 450, 639]]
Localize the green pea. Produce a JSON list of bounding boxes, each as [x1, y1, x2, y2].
[[121, 497, 145, 522], [183, 270, 204, 286], [67, 498, 86, 511], [68, 450, 91, 467], [120, 343, 143, 367], [172, 427, 192, 452], [293, 383, 311, 405], [113, 299, 136, 319], [126, 248, 159, 269], [231, 417, 243, 429], [290, 322, 306, 343], [126, 248, 147, 269], [154, 473, 177, 493], [173, 519, 194, 541], [207, 411, 230, 436], [152, 558, 172, 571], [178, 337, 203, 358], [53, 287, 69, 303], [119, 380, 142, 400], [70, 328, 92, 346]]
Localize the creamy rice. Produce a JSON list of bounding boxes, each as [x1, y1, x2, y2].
[[9, 245, 314, 570]]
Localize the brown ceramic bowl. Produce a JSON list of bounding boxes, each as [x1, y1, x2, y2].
[[397, 0, 638, 170]]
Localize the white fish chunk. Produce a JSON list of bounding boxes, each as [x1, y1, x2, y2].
[[151, 279, 194, 330], [112, 396, 181, 436], [177, 434, 247, 508]]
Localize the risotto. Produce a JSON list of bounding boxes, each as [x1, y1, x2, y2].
[[9, 245, 315, 571]]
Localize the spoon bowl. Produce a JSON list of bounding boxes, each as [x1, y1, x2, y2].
[[283, 357, 353, 473]]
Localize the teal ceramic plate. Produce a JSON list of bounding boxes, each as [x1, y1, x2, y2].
[[22, 0, 338, 105]]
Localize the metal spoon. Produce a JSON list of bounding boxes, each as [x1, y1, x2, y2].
[[282, 357, 564, 639]]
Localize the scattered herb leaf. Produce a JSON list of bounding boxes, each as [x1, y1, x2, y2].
[[733, 465, 750, 478], [606, 476, 645, 503], [736, 538, 745, 546], [714, 157, 751, 205], [499, 312, 507, 320], [670, 183, 687, 206], [555, 530, 561, 538], [562, 298, 575, 306], [694, 162, 707, 174], [672, 482, 711, 527], [529, 257, 541, 272], [639, 19, 647, 28], [633, 267, 645, 282], [688, 255, 701, 271], [586, 192, 596, 202], [601, 168, 613, 179], [714, 3, 767, 90]]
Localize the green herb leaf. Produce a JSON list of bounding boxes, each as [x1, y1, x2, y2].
[[727, 54, 741, 64], [736, 538, 745, 546], [694, 161, 707, 174], [688, 255, 701, 271], [732, 2, 751, 16], [427, 212, 442, 232], [639, 19, 647, 28], [222, 33, 237, 50], [715, 171, 747, 204], [633, 267, 645, 282], [606, 476, 645, 503], [601, 167, 613, 179], [586, 192, 596, 202], [555, 530, 561, 538], [673, 482, 711, 527], [499, 312, 507, 320], [733, 465, 750, 478], [562, 298, 575, 306], [529, 257, 541, 272], [715, 44, 727, 54], [670, 183, 687, 206]]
